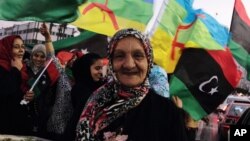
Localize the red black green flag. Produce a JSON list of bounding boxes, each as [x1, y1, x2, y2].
[[170, 48, 242, 120], [229, 0, 250, 80]]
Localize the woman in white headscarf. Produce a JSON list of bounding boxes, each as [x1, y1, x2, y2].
[[25, 30, 59, 138]]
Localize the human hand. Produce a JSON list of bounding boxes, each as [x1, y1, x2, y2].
[[11, 58, 23, 71], [40, 23, 51, 39], [24, 91, 35, 102], [172, 96, 183, 108]]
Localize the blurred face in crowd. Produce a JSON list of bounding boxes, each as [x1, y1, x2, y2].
[[112, 37, 148, 87], [90, 59, 103, 81], [68, 55, 77, 68], [32, 52, 46, 68], [12, 38, 25, 60]]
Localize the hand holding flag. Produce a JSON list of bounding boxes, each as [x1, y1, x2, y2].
[[20, 58, 53, 105]]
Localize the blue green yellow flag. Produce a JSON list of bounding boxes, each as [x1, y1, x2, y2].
[[71, 0, 154, 36]]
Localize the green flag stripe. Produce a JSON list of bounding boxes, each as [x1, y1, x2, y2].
[[53, 30, 96, 51], [159, 0, 187, 35], [228, 39, 250, 80], [0, 0, 83, 23], [170, 75, 207, 120], [87, 0, 153, 23]]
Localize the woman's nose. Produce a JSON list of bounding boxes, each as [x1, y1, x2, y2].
[[123, 55, 135, 69], [19, 48, 25, 53], [98, 68, 103, 74]]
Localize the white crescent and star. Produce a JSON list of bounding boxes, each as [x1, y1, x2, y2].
[[199, 75, 219, 95]]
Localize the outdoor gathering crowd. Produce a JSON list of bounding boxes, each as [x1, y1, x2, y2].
[[1, 23, 246, 141]]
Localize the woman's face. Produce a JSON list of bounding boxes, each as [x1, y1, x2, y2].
[[90, 59, 103, 81], [32, 52, 46, 68], [112, 37, 148, 87], [12, 38, 25, 60]]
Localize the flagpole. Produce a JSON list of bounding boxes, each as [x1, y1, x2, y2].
[[20, 58, 53, 105], [229, 0, 236, 32], [144, 0, 169, 37]]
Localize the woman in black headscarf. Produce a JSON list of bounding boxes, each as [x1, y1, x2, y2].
[[65, 53, 105, 140], [76, 28, 188, 141]]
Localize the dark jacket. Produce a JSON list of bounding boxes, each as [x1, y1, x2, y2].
[[64, 53, 105, 141], [97, 89, 188, 141], [26, 65, 57, 138], [0, 66, 33, 135]]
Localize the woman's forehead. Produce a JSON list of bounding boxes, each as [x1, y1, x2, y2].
[[13, 38, 23, 44], [33, 51, 45, 56], [115, 37, 144, 49]]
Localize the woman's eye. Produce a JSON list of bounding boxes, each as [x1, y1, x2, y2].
[[13, 45, 19, 49], [114, 54, 124, 59], [134, 53, 145, 59], [13, 45, 25, 49], [95, 66, 102, 71]]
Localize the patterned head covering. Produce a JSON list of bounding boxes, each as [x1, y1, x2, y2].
[[108, 28, 153, 77], [76, 29, 154, 140], [149, 64, 169, 98]]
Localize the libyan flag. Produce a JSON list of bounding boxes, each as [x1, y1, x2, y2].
[[0, 0, 85, 23], [229, 0, 250, 80], [170, 48, 242, 120]]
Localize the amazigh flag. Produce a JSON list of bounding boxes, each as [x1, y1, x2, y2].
[[71, 0, 154, 36], [150, 0, 230, 73], [170, 48, 241, 120], [147, 0, 189, 73], [0, 0, 84, 23], [72, 0, 190, 72], [228, 0, 250, 80]]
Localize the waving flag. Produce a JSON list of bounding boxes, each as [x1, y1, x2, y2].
[[0, 0, 84, 23], [71, 0, 154, 36], [53, 30, 108, 56], [170, 48, 242, 120], [229, 0, 250, 80], [148, 0, 189, 73], [0, 0, 230, 75], [150, 0, 229, 73]]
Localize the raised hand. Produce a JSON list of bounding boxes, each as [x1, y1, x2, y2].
[[40, 23, 51, 40], [172, 96, 183, 108]]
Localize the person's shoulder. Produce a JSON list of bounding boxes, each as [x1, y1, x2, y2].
[[148, 89, 173, 106], [147, 89, 181, 115]]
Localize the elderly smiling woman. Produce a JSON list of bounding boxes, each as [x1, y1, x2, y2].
[[76, 28, 188, 141]]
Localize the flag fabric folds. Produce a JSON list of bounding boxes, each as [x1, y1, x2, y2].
[[0, 0, 84, 23], [53, 31, 96, 51], [149, 0, 229, 73], [229, 0, 250, 80], [71, 0, 154, 36], [0, 0, 244, 123], [0, 0, 230, 75], [170, 48, 242, 120], [51, 30, 108, 57]]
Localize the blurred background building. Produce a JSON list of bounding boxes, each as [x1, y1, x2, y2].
[[0, 22, 76, 45]]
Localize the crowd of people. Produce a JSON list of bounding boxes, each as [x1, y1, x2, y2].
[[1, 23, 235, 141]]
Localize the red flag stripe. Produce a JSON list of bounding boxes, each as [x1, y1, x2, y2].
[[207, 48, 242, 88], [235, 0, 250, 26]]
